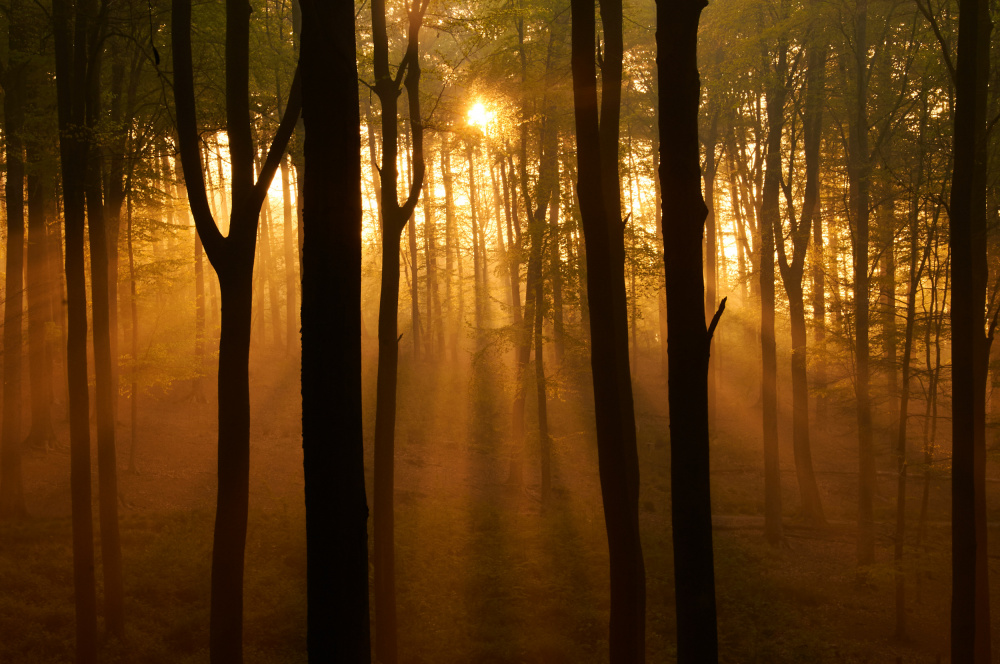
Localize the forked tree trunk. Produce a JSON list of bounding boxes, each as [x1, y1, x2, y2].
[[571, 0, 645, 658], [172, 0, 301, 659], [371, 2, 429, 660]]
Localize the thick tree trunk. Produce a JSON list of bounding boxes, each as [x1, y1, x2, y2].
[[656, 0, 719, 659], [950, 0, 992, 656], [299, 3, 371, 658]]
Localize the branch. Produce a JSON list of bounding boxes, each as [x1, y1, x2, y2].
[[171, 0, 224, 263], [707, 296, 727, 342], [237, 64, 303, 242]]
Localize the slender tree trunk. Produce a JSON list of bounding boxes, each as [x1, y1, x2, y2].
[[1, 3, 28, 519], [25, 135, 57, 449], [760, 44, 786, 546], [371, 3, 428, 660], [83, 20, 126, 635], [127, 193, 140, 474], [52, 0, 98, 657], [571, 0, 646, 657], [848, 0, 876, 571], [280, 155, 297, 353]]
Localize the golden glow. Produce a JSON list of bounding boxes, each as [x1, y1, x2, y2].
[[467, 101, 494, 131]]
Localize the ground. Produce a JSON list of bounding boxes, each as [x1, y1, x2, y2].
[[0, 330, 992, 662]]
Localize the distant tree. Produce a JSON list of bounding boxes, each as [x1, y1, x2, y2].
[[759, 33, 786, 547], [171, 0, 301, 659], [298, 0, 371, 660], [656, 0, 721, 661], [1, 0, 29, 520]]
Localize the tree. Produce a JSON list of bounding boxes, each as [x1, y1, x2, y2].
[[52, 0, 99, 656], [570, 0, 646, 658], [949, 0, 992, 655], [171, 0, 301, 658], [298, 0, 371, 659], [657, 0, 721, 660], [1, 0, 29, 520], [369, 0, 429, 660]]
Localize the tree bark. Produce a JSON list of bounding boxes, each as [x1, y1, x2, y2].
[[299, 0, 371, 658], [949, 0, 992, 655], [1, 0, 28, 519], [371, 2, 428, 660], [172, 0, 301, 658], [571, 0, 646, 658], [52, 0, 98, 657], [656, 0, 719, 659]]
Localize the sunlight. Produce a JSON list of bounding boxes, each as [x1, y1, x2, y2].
[[467, 101, 494, 131]]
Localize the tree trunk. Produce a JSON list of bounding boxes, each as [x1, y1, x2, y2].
[[172, 0, 301, 658], [656, 0, 719, 658], [280, 155, 297, 353], [571, 0, 646, 657], [371, 2, 428, 659], [1, 2, 28, 519], [83, 20, 126, 635], [299, 3, 372, 657], [844, 0, 878, 571], [25, 144, 57, 450], [949, 0, 992, 655], [760, 44, 786, 547], [52, 0, 99, 657]]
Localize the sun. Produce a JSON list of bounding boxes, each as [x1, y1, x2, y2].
[[467, 101, 494, 130]]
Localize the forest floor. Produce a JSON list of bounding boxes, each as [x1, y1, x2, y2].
[[0, 331, 996, 663]]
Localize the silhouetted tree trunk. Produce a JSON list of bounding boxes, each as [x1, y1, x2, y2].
[[656, 0, 720, 660], [52, 0, 98, 657], [702, 107, 719, 417], [847, 0, 876, 570], [299, 0, 371, 658], [894, 108, 930, 640], [371, 1, 428, 660], [775, 36, 826, 526], [571, 0, 645, 657], [1, 1, 28, 519], [950, 0, 992, 656], [83, 13, 125, 636], [172, 0, 301, 659], [760, 42, 786, 547]]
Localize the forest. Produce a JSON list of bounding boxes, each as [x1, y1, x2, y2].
[[0, 0, 996, 661]]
